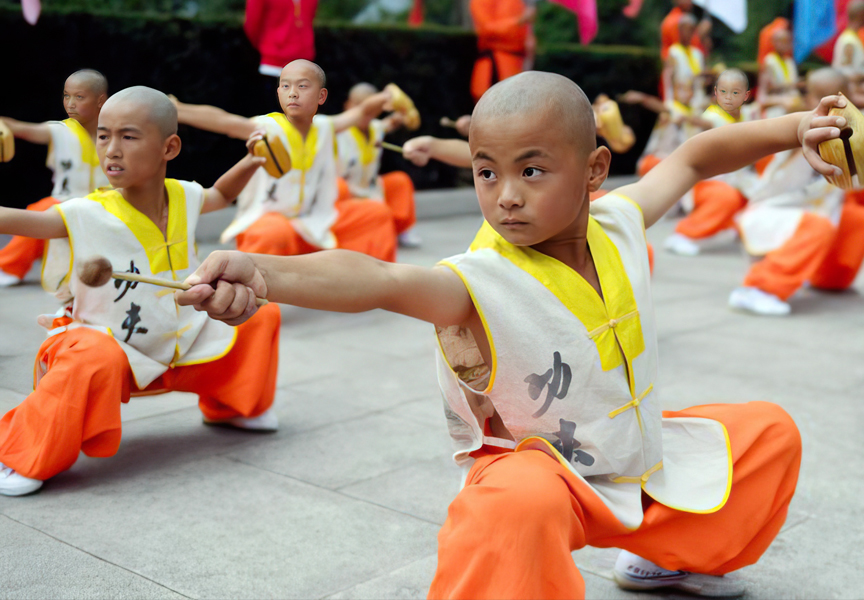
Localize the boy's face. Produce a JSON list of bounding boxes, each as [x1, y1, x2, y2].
[[277, 63, 327, 120], [714, 76, 750, 113], [63, 75, 104, 124], [96, 102, 180, 189], [679, 22, 696, 44], [674, 81, 694, 105], [469, 110, 609, 248], [773, 31, 793, 56]]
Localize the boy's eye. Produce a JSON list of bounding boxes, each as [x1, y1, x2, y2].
[[479, 169, 495, 180], [523, 167, 540, 177]]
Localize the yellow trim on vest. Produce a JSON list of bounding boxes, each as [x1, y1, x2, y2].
[[704, 104, 739, 124], [174, 327, 239, 367], [765, 51, 791, 82], [41, 205, 74, 292], [267, 112, 320, 172], [608, 384, 653, 419], [671, 100, 692, 116], [347, 126, 378, 166], [85, 179, 189, 277], [63, 118, 99, 167], [611, 460, 663, 484], [467, 220, 645, 377], [437, 261, 498, 393], [671, 43, 700, 75]]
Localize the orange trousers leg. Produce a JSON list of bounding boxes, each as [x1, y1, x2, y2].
[[675, 181, 747, 240], [743, 213, 836, 301], [380, 171, 417, 235], [810, 201, 864, 290], [0, 304, 280, 481], [471, 52, 524, 103], [0, 196, 59, 278], [237, 204, 397, 262], [428, 401, 800, 600], [637, 154, 662, 178]]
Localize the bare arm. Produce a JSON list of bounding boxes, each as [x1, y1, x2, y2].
[[175, 250, 474, 328], [661, 58, 675, 103], [0, 117, 51, 145], [616, 97, 846, 228], [618, 91, 667, 115], [403, 136, 472, 168], [172, 99, 257, 140], [330, 90, 393, 134], [0, 206, 68, 238], [201, 132, 267, 214]]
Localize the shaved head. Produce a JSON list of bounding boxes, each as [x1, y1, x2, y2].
[[67, 69, 108, 96], [679, 13, 697, 28], [102, 86, 177, 138], [472, 71, 596, 155], [717, 68, 750, 90], [807, 68, 849, 99], [348, 82, 378, 104], [283, 59, 326, 87]]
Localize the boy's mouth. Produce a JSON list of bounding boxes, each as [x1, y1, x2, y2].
[[106, 164, 124, 175]]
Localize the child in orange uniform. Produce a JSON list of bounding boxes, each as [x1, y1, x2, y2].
[[0, 70, 109, 286], [176, 71, 841, 598], [469, 0, 534, 103], [172, 61, 401, 262], [0, 87, 281, 496], [336, 82, 419, 247]]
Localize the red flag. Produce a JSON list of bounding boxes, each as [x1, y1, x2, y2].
[[622, 0, 643, 18], [548, 0, 598, 45], [408, 0, 424, 26]]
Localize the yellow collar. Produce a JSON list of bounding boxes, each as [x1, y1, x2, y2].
[[63, 118, 99, 167], [672, 43, 700, 74], [347, 125, 380, 166], [468, 219, 645, 391], [765, 51, 791, 81], [268, 112, 320, 172], [86, 179, 189, 277], [705, 104, 739, 124], [671, 100, 692, 116]]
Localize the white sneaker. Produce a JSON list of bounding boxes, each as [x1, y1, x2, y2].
[[0, 462, 43, 496], [203, 407, 279, 432], [729, 287, 791, 316], [398, 228, 423, 248], [613, 550, 745, 597], [0, 270, 22, 287], [664, 233, 701, 256]]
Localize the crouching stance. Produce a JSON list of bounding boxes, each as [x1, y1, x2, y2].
[[175, 73, 837, 598]]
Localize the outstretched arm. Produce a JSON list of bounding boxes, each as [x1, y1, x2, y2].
[[618, 90, 668, 115], [403, 136, 472, 168], [0, 206, 68, 239], [201, 131, 267, 213], [330, 89, 394, 134], [0, 117, 51, 145], [616, 96, 846, 228], [172, 99, 257, 140], [175, 250, 474, 328]]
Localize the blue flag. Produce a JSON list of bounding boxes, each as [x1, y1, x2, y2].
[[794, 0, 837, 63]]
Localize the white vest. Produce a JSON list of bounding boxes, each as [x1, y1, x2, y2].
[[222, 113, 339, 248], [668, 43, 705, 85], [833, 29, 864, 76], [641, 100, 698, 160], [701, 106, 755, 191], [337, 121, 386, 200], [436, 194, 732, 529], [762, 52, 800, 119], [42, 179, 237, 388], [45, 118, 110, 201]]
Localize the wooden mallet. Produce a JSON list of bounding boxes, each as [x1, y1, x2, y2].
[[376, 141, 404, 154], [78, 256, 269, 306], [439, 117, 458, 129]]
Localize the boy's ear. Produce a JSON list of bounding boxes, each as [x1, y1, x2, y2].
[[97, 94, 107, 109], [587, 146, 612, 192], [318, 87, 328, 106], [164, 134, 182, 161]]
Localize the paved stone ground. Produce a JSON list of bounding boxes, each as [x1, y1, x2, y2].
[[1, 184, 863, 599]]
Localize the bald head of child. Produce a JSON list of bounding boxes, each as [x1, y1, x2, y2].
[[771, 28, 793, 57], [714, 69, 750, 115], [64, 69, 108, 126], [678, 14, 697, 46], [278, 59, 328, 121], [805, 68, 849, 110], [97, 86, 181, 190], [469, 71, 611, 248]]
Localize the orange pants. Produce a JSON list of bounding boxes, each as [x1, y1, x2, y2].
[[429, 401, 800, 600], [236, 200, 397, 262], [637, 154, 662, 178], [675, 181, 747, 240], [337, 171, 417, 235], [0, 303, 281, 481], [744, 213, 836, 301], [0, 196, 59, 278], [810, 200, 864, 290], [471, 51, 524, 103]]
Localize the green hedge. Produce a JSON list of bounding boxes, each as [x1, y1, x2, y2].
[[0, 8, 665, 208]]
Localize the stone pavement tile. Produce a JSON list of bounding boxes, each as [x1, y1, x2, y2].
[[0, 387, 26, 417], [386, 396, 449, 429], [338, 454, 460, 526], [0, 515, 184, 600], [228, 411, 452, 491], [324, 553, 438, 599], [120, 392, 199, 423], [0, 455, 440, 600]]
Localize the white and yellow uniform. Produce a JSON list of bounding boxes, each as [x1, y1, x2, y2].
[[762, 51, 800, 118], [41, 179, 236, 388], [667, 43, 707, 109], [436, 194, 732, 530], [641, 100, 699, 161], [337, 120, 386, 199], [222, 113, 339, 247], [45, 118, 110, 200], [832, 28, 864, 78], [699, 105, 755, 192]]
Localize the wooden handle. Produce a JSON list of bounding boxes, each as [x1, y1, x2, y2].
[[112, 272, 269, 306], [440, 117, 457, 128], [379, 141, 403, 154]]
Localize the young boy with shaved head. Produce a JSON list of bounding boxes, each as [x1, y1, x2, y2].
[[663, 14, 707, 108], [757, 29, 802, 119], [0, 86, 281, 496], [336, 82, 419, 247], [0, 69, 110, 286], [172, 60, 404, 262], [176, 71, 844, 598]]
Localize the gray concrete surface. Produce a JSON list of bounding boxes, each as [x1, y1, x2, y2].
[[1, 181, 863, 599]]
